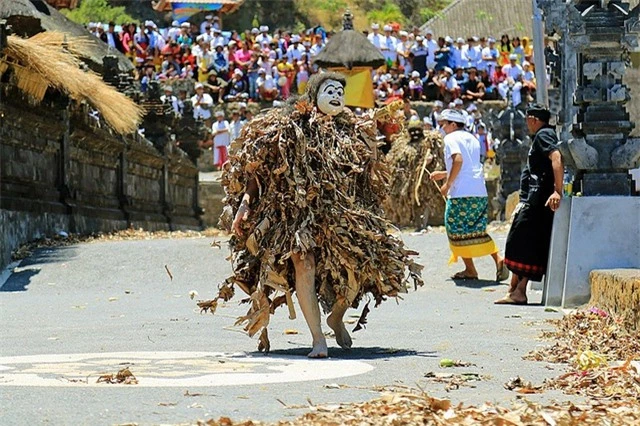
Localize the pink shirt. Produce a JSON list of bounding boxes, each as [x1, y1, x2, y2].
[[235, 49, 252, 65]]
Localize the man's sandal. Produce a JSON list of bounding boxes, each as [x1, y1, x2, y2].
[[451, 271, 478, 280], [496, 261, 510, 282]]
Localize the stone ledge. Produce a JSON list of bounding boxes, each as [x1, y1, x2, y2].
[[589, 269, 640, 331]]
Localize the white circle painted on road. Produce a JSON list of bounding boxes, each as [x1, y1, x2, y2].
[[0, 351, 374, 387]]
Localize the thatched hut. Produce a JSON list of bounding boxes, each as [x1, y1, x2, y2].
[[0, 0, 133, 74], [313, 11, 384, 109]]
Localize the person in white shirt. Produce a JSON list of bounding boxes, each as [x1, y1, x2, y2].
[[367, 23, 386, 52], [229, 110, 244, 143], [256, 68, 278, 101], [451, 37, 468, 69], [467, 36, 482, 70], [255, 26, 272, 45], [499, 54, 525, 106], [191, 83, 214, 125], [167, 21, 181, 42], [200, 15, 214, 35], [286, 35, 306, 63], [381, 25, 398, 65], [309, 35, 325, 57], [396, 31, 412, 75], [160, 86, 180, 116], [430, 109, 507, 281], [210, 28, 225, 51], [481, 37, 499, 75], [211, 110, 231, 169], [424, 29, 439, 70]]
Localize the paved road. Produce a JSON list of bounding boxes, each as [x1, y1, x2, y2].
[[0, 231, 567, 425]]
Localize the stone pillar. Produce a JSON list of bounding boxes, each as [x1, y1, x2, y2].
[[541, 0, 640, 195]]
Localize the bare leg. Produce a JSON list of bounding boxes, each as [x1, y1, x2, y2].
[[461, 258, 478, 277], [509, 276, 529, 303], [291, 252, 327, 358], [492, 252, 509, 281], [327, 298, 352, 350]]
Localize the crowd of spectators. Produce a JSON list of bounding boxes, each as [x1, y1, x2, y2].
[[88, 16, 553, 168], [89, 16, 547, 110]]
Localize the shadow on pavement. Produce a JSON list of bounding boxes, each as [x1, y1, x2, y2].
[[264, 346, 438, 360], [18, 246, 78, 268], [1, 246, 77, 292], [451, 278, 501, 288], [0, 268, 40, 292]]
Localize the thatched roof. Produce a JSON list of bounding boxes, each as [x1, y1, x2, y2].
[[314, 30, 385, 69], [420, 0, 640, 39], [0, 0, 133, 73], [1, 32, 143, 135]]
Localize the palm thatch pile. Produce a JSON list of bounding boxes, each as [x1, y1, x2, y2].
[[383, 127, 447, 228], [200, 96, 423, 351], [1, 32, 143, 135]]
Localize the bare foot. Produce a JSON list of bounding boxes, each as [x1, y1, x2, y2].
[[307, 338, 328, 358], [327, 311, 352, 350]]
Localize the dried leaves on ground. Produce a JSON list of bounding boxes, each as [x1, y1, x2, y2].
[[525, 308, 640, 365], [214, 98, 422, 351], [522, 308, 640, 403], [198, 388, 640, 425], [97, 368, 138, 385]]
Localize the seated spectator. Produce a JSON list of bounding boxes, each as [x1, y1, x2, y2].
[[408, 70, 423, 101], [160, 86, 180, 115], [422, 68, 439, 101], [435, 67, 459, 101], [177, 23, 193, 46], [140, 65, 156, 93], [374, 80, 392, 102], [453, 67, 468, 87], [276, 57, 294, 99], [191, 82, 214, 126], [205, 70, 228, 104], [256, 68, 278, 101], [461, 67, 485, 102], [212, 43, 229, 76], [225, 68, 249, 102], [389, 80, 404, 100]]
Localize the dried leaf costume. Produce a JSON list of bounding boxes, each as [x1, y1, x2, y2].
[[384, 125, 446, 228], [211, 73, 423, 350]]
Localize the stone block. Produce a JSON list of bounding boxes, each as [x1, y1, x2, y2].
[[199, 180, 225, 228], [544, 197, 572, 307], [560, 196, 640, 307], [589, 269, 640, 331]]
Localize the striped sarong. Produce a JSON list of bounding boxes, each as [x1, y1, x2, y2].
[[445, 196, 498, 264]]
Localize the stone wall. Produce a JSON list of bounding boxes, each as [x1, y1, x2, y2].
[[0, 90, 202, 268]]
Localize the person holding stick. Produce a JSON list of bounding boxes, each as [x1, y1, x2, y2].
[[431, 109, 509, 282]]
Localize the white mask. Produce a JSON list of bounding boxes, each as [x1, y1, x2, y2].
[[316, 79, 345, 116]]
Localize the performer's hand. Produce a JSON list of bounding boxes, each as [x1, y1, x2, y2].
[[430, 171, 447, 181], [232, 202, 250, 236], [439, 182, 450, 197], [545, 191, 561, 212]]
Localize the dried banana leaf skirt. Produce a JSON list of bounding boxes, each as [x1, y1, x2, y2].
[[218, 105, 423, 348]]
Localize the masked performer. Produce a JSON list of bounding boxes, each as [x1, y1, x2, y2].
[[204, 72, 423, 358], [384, 120, 446, 230]]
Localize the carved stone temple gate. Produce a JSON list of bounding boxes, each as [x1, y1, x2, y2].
[[535, 1, 640, 307]]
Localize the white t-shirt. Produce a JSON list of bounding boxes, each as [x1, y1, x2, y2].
[[212, 120, 231, 147], [443, 130, 487, 198]]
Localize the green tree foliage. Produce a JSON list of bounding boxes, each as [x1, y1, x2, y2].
[[357, 0, 450, 27], [61, 0, 135, 25], [366, 1, 406, 26]]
